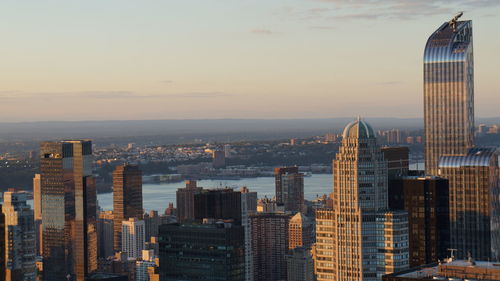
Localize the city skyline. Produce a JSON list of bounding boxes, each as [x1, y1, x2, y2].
[[1, 2, 500, 122]]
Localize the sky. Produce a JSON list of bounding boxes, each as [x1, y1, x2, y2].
[[1, 0, 499, 122]]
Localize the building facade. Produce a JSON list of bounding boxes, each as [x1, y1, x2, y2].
[[98, 211, 115, 259], [250, 212, 291, 281], [158, 222, 245, 281], [113, 164, 143, 252], [2, 191, 36, 281], [288, 212, 312, 250], [32, 174, 42, 256], [176, 180, 203, 223], [275, 167, 304, 213], [240, 187, 257, 281], [439, 147, 499, 261], [0, 205, 5, 281], [388, 177, 450, 267], [424, 17, 474, 176], [315, 119, 409, 281], [40, 140, 97, 281], [121, 218, 145, 259], [287, 247, 315, 281], [194, 188, 242, 225]]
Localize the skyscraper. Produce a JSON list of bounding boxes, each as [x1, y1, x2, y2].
[[275, 167, 304, 213], [388, 177, 450, 267], [97, 210, 115, 259], [286, 247, 315, 281], [121, 218, 145, 259], [113, 164, 143, 253], [2, 191, 36, 281], [194, 188, 242, 225], [33, 174, 42, 257], [250, 212, 291, 281], [316, 119, 409, 281], [424, 15, 474, 176], [158, 221, 245, 281], [240, 187, 257, 281], [439, 147, 499, 261], [0, 204, 4, 281], [40, 140, 97, 281]]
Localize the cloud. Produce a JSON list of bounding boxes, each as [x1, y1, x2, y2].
[[303, 0, 500, 21], [308, 25, 336, 30], [250, 29, 279, 35], [0, 90, 233, 101]]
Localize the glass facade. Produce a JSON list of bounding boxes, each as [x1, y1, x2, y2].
[[40, 140, 97, 281], [438, 147, 499, 261], [424, 20, 474, 176]]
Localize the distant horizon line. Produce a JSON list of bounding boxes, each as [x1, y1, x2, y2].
[[2, 116, 500, 124]]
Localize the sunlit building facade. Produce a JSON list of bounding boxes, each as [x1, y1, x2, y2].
[[424, 18, 474, 176], [40, 140, 97, 281], [315, 119, 409, 281], [113, 164, 143, 252], [438, 147, 499, 261]]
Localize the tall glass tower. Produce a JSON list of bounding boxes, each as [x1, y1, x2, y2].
[[424, 16, 474, 176]]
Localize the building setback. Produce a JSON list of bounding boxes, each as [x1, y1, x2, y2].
[[388, 177, 450, 267], [158, 222, 245, 281], [113, 164, 143, 252], [423, 16, 474, 176], [40, 140, 97, 281], [439, 147, 499, 261], [250, 212, 291, 281]]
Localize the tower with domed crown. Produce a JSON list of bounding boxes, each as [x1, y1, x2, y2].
[[315, 118, 409, 281]]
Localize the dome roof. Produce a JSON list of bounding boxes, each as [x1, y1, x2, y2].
[[342, 118, 375, 139]]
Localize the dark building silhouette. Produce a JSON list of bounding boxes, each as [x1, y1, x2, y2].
[[40, 140, 97, 281], [85, 273, 128, 281], [194, 188, 242, 225], [381, 146, 410, 179], [158, 222, 245, 281], [113, 164, 143, 252], [388, 177, 450, 267], [0, 204, 5, 281], [275, 167, 304, 213], [176, 180, 203, 223], [250, 212, 291, 281]]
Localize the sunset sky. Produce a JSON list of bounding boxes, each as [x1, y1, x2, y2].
[[1, 0, 500, 122]]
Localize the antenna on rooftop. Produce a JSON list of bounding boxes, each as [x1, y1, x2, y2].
[[449, 12, 464, 32]]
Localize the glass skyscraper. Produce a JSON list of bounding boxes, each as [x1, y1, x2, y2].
[[424, 18, 474, 176], [40, 140, 97, 281]]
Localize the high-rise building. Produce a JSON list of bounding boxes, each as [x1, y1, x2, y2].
[[32, 174, 42, 257], [158, 221, 245, 281], [376, 211, 410, 278], [0, 204, 6, 281], [135, 250, 158, 281], [381, 147, 409, 179], [439, 147, 499, 261], [97, 211, 115, 259], [176, 180, 203, 223], [240, 187, 257, 281], [288, 212, 312, 250], [275, 167, 304, 213], [2, 191, 36, 281], [286, 247, 315, 281], [388, 177, 450, 267], [314, 208, 335, 280], [113, 164, 143, 252], [424, 15, 474, 176], [40, 140, 97, 281], [316, 119, 409, 281], [121, 218, 145, 259], [194, 188, 242, 225], [250, 212, 291, 281]]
